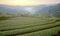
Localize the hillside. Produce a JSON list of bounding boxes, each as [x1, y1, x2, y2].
[[0, 4, 60, 17], [0, 17, 60, 36]]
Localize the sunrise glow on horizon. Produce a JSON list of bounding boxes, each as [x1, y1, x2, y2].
[[0, 0, 60, 6]]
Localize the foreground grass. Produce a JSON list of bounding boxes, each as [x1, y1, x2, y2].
[[0, 16, 60, 36], [17, 26, 60, 36], [0, 23, 60, 36]]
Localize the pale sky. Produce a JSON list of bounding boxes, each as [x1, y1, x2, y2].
[[0, 0, 60, 6]]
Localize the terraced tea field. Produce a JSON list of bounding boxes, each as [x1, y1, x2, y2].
[[0, 17, 60, 36]]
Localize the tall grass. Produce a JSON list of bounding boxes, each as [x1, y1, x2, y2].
[[0, 15, 60, 36], [0, 22, 60, 36]]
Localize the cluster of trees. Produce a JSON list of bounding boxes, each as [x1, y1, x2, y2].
[[35, 4, 60, 18]]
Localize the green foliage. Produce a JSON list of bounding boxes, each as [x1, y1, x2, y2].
[[0, 13, 2, 15], [0, 17, 60, 36], [53, 11, 60, 18]]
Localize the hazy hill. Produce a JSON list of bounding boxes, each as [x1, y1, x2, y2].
[[0, 4, 60, 17]]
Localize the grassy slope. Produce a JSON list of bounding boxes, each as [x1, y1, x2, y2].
[[17, 26, 60, 36], [0, 17, 60, 36]]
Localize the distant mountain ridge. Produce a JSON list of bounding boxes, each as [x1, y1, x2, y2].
[[0, 3, 60, 17]]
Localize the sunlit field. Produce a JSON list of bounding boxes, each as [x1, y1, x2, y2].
[[0, 15, 60, 36]]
